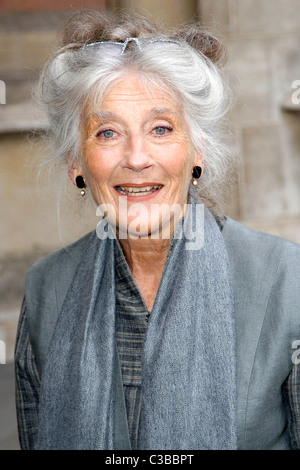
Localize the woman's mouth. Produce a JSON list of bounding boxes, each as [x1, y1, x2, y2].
[[114, 184, 163, 197]]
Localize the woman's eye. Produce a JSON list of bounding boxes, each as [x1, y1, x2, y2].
[[153, 126, 172, 136], [97, 129, 116, 139]]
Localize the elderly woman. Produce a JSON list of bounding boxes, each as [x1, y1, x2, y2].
[[15, 10, 300, 450]]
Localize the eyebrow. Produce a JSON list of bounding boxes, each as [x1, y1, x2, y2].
[[89, 107, 177, 124], [148, 107, 178, 119], [90, 111, 118, 122]]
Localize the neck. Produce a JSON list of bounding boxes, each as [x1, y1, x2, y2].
[[119, 236, 171, 276], [116, 203, 187, 312], [118, 236, 172, 312], [117, 204, 186, 275]]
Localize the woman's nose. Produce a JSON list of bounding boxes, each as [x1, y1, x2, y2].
[[123, 135, 153, 171]]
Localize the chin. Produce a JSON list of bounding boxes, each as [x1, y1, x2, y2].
[[125, 221, 161, 240]]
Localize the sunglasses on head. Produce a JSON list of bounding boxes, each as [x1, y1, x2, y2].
[[81, 37, 182, 54]]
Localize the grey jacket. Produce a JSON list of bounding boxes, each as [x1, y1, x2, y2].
[[24, 217, 300, 450]]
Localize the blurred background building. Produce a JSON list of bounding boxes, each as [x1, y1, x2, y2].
[[0, 0, 299, 449]]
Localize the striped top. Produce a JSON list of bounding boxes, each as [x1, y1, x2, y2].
[[114, 239, 150, 449]]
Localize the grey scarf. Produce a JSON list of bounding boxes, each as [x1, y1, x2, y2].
[[37, 198, 237, 449]]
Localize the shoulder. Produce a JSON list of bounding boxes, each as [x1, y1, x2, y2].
[[26, 231, 95, 287], [222, 216, 300, 273], [25, 230, 96, 321], [24, 231, 96, 372], [222, 216, 300, 332]]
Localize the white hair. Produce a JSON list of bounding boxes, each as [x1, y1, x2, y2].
[[35, 14, 236, 214]]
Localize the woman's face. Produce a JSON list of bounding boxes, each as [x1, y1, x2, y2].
[[76, 75, 201, 239]]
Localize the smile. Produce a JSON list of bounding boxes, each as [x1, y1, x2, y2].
[[115, 185, 163, 196]]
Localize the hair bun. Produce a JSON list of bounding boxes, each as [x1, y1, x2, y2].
[[61, 9, 160, 47], [171, 25, 227, 66], [61, 9, 117, 46], [61, 11, 226, 67]]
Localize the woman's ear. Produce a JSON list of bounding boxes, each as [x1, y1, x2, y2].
[[193, 151, 204, 170], [194, 136, 206, 169], [67, 155, 83, 186], [68, 166, 80, 186]]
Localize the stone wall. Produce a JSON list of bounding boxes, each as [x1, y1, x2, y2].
[[110, 0, 198, 27], [199, 0, 300, 240], [0, 6, 106, 360]]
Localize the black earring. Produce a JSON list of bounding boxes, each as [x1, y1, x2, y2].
[[75, 175, 86, 196], [192, 166, 202, 186]]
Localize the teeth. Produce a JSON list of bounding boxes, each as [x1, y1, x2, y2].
[[117, 185, 162, 195]]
